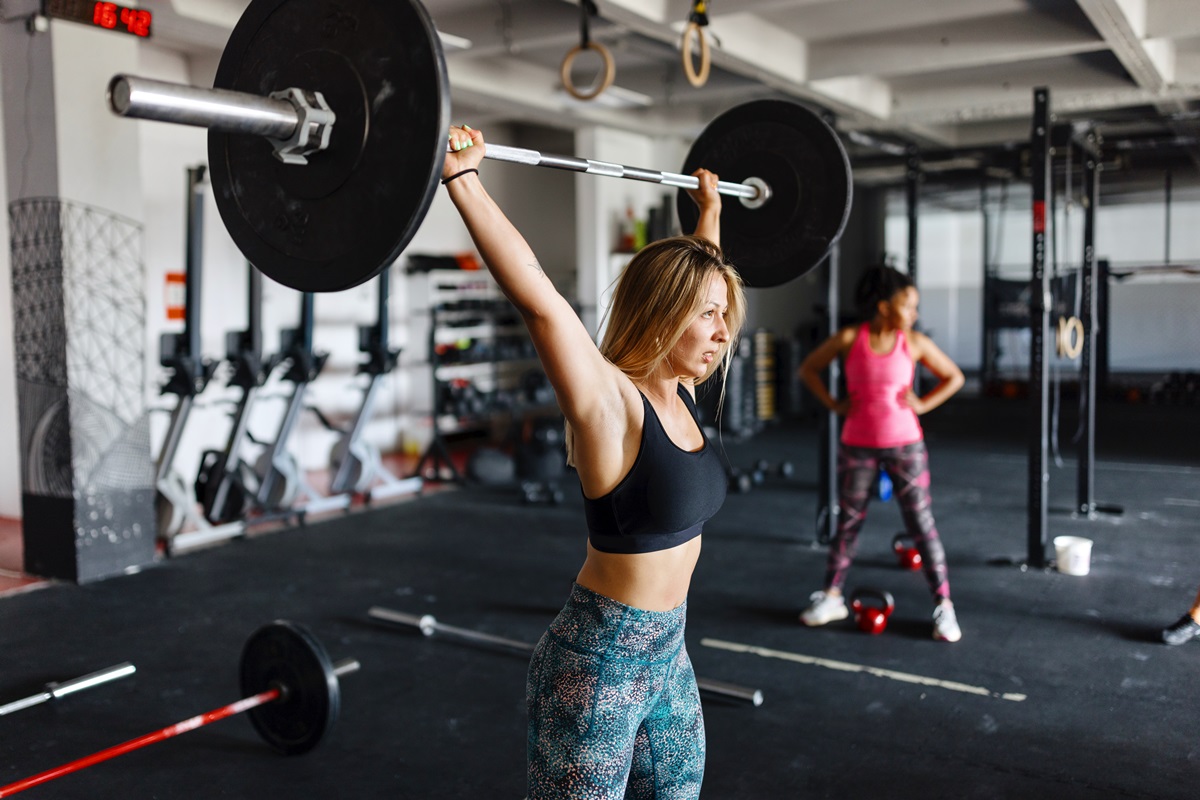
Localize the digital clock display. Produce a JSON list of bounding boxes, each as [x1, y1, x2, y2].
[[44, 0, 152, 38]]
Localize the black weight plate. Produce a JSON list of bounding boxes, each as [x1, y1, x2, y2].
[[240, 620, 340, 755], [209, 0, 449, 293], [677, 100, 853, 287]]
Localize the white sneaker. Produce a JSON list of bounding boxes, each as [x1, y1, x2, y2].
[[800, 591, 849, 626], [933, 601, 962, 642]]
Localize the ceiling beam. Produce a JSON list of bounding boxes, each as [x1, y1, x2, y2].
[[1074, 0, 1200, 171], [808, 12, 1106, 80], [895, 84, 1200, 127], [1075, 0, 1173, 91]]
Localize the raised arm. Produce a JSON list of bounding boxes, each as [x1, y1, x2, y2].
[[441, 126, 619, 424], [685, 168, 722, 247]]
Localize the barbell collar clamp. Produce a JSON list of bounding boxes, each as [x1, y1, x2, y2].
[[266, 87, 336, 165]]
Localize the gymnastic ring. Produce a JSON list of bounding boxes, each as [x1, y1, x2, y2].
[[681, 21, 711, 88], [1057, 316, 1084, 359], [560, 40, 615, 101]]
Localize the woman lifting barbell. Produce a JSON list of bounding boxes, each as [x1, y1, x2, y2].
[[444, 124, 745, 799], [797, 266, 966, 643]]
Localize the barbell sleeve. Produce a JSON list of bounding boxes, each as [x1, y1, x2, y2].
[[367, 606, 764, 707], [0, 663, 137, 717], [107, 75, 300, 140], [106, 74, 767, 203]]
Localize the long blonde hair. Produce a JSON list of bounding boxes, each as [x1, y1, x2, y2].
[[565, 235, 746, 464]]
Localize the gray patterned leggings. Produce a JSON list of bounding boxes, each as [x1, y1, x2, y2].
[[526, 583, 704, 800], [826, 440, 951, 602]]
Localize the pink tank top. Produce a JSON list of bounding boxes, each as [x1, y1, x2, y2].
[[840, 324, 923, 448]]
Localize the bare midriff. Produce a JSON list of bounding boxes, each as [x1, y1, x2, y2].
[[574, 537, 702, 612]]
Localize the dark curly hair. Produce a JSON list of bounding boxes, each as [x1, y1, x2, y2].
[[854, 266, 914, 322]]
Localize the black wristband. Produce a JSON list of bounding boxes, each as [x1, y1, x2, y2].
[[441, 168, 479, 186]]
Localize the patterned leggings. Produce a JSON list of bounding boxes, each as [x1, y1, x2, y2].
[[826, 440, 951, 602], [526, 583, 704, 800]]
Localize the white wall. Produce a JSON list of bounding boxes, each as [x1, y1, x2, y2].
[[886, 210, 984, 367], [52, 24, 142, 218], [886, 198, 1200, 372], [575, 126, 689, 338]]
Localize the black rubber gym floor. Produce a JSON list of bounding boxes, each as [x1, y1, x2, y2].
[[2, 396, 1197, 799]]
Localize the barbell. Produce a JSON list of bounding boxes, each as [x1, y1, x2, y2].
[[0, 663, 135, 717], [367, 605, 764, 707], [0, 621, 356, 797], [106, 0, 852, 293]]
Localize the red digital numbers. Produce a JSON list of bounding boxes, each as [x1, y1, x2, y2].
[[92, 1, 117, 28], [120, 6, 152, 37], [91, 2, 151, 37]]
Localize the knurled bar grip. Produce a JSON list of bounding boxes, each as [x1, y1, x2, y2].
[[107, 74, 764, 202], [481, 143, 759, 199], [367, 606, 764, 706], [0, 663, 136, 717]]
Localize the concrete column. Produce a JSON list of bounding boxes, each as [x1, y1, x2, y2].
[[2, 11, 154, 582]]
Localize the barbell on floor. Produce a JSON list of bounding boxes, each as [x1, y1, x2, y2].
[[0, 663, 136, 717], [367, 605, 764, 707], [0, 621, 357, 798], [105, 0, 852, 294]]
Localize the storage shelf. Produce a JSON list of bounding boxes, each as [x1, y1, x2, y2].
[[411, 268, 557, 482]]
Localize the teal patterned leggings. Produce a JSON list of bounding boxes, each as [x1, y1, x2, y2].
[[526, 583, 704, 800]]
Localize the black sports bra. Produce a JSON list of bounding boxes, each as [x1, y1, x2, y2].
[[583, 384, 727, 554]]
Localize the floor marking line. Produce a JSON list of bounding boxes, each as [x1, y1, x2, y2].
[[1164, 498, 1200, 508], [700, 637, 1027, 702]]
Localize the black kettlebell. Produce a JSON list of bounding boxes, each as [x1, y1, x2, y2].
[[850, 588, 895, 635]]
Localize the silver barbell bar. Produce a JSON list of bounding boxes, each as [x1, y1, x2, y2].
[[0, 663, 136, 717], [106, 74, 771, 206], [367, 606, 764, 707]]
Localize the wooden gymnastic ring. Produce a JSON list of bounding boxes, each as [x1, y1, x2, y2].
[[560, 40, 615, 101], [681, 21, 711, 88], [1057, 316, 1084, 359]]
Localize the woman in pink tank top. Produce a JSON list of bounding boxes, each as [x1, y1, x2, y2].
[[797, 266, 965, 642]]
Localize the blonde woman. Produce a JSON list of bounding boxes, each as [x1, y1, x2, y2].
[[443, 125, 744, 800]]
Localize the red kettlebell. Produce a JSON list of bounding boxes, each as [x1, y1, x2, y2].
[[850, 588, 896, 635], [892, 532, 923, 571]]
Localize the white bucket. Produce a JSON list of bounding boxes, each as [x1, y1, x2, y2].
[[1054, 536, 1093, 576]]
